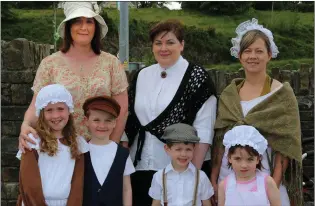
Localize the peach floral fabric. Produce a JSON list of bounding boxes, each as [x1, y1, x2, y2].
[[32, 51, 128, 140]]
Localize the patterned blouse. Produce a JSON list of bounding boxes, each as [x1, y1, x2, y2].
[[32, 51, 128, 140]]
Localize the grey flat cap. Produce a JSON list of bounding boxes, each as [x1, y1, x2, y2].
[[162, 123, 200, 143]]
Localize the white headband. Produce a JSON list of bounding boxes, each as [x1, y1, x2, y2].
[[35, 84, 74, 117], [230, 18, 279, 59], [223, 125, 268, 155]]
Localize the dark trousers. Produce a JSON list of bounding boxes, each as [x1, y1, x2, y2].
[[131, 170, 156, 206], [131, 160, 212, 206]]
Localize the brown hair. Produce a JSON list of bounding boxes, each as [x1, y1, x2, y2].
[[36, 110, 80, 159], [227, 144, 263, 170], [60, 17, 101, 55], [149, 19, 184, 43], [166, 140, 196, 148], [239, 30, 271, 58], [84, 109, 116, 120]]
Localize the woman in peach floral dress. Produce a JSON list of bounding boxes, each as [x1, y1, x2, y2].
[[18, 2, 128, 151]]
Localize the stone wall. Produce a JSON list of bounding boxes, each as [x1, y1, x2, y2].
[[1, 39, 314, 205]]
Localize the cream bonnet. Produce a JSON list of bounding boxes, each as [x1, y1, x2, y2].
[[58, 2, 108, 39], [223, 125, 268, 155], [35, 84, 74, 117], [230, 18, 279, 59]]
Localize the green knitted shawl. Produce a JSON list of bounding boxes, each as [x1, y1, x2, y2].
[[213, 78, 303, 205]]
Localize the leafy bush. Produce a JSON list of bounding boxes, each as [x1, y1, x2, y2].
[[1, 8, 313, 65], [182, 2, 253, 15]]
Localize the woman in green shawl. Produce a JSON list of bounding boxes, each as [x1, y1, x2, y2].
[[211, 18, 302, 206]]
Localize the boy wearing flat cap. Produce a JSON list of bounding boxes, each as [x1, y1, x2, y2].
[[149, 123, 214, 206], [82, 96, 135, 206]]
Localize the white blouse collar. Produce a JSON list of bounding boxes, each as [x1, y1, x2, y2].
[[158, 56, 187, 75], [165, 161, 196, 174]]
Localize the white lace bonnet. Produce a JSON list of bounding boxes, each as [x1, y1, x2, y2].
[[58, 2, 108, 39], [230, 18, 279, 59], [35, 84, 74, 117], [223, 125, 268, 155]]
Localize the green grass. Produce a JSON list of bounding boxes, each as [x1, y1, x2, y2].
[[3, 8, 313, 66], [205, 58, 314, 71], [9, 8, 314, 36], [105, 8, 314, 36]]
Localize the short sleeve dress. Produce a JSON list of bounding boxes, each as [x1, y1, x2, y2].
[[32, 51, 128, 140]]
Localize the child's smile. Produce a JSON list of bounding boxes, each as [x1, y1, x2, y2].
[[165, 143, 195, 172], [44, 102, 70, 137]]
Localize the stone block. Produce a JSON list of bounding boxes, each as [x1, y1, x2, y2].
[[226, 72, 240, 85], [207, 69, 217, 87], [302, 130, 314, 138], [309, 66, 314, 95], [297, 96, 314, 110], [1, 137, 19, 152], [1, 95, 11, 106], [216, 70, 226, 95], [2, 167, 19, 182], [280, 70, 292, 84], [1, 152, 20, 167], [1, 83, 11, 105], [271, 67, 280, 81], [1, 182, 19, 200], [299, 111, 313, 121], [291, 71, 300, 94], [301, 121, 314, 131], [225, 73, 234, 85], [1, 106, 28, 121], [238, 68, 245, 78], [1, 83, 11, 95], [303, 166, 314, 179], [1, 71, 35, 84], [1, 200, 18, 206], [11, 84, 33, 105], [1, 121, 22, 136], [2, 38, 33, 70], [299, 64, 310, 95], [28, 41, 35, 68]]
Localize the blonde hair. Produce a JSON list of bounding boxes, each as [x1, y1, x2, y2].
[[36, 110, 80, 159], [239, 30, 271, 57]]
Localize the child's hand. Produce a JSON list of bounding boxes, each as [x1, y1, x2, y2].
[[210, 196, 217, 206], [211, 183, 218, 205]]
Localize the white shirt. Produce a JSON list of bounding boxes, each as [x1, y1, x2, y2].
[[121, 56, 217, 171], [89, 141, 135, 185], [149, 162, 214, 206], [17, 134, 89, 206]]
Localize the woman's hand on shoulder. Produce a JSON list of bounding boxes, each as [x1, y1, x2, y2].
[[19, 121, 38, 153]]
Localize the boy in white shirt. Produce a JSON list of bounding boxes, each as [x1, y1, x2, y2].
[[149, 123, 213, 206], [82, 96, 135, 206]]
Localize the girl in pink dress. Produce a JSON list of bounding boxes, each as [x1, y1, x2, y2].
[[218, 125, 281, 206]]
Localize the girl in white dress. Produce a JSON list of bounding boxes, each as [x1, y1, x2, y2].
[[218, 125, 281, 206], [16, 84, 88, 206]]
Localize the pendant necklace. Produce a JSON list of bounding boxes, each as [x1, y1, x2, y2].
[[161, 71, 167, 78]]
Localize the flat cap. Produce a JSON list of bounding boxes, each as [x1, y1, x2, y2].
[[83, 96, 121, 118], [162, 123, 200, 143]]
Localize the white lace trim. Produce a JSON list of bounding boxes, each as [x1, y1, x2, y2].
[[223, 125, 268, 155], [230, 18, 279, 59], [35, 84, 74, 117]]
